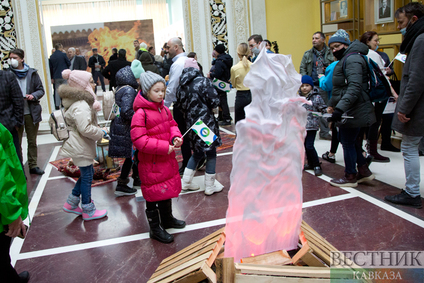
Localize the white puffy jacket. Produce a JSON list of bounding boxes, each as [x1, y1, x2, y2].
[[58, 85, 103, 167]]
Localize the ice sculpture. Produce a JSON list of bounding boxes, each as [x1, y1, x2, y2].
[[224, 43, 307, 262]]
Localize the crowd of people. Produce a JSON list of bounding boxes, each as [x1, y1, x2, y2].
[[1, 2, 424, 281]]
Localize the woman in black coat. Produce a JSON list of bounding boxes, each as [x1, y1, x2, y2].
[[327, 30, 376, 188], [108, 66, 140, 196], [175, 60, 223, 196]]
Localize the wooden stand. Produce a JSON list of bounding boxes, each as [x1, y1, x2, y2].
[[147, 228, 225, 283], [148, 221, 368, 283]]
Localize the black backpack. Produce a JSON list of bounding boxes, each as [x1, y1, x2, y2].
[[342, 53, 391, 102]]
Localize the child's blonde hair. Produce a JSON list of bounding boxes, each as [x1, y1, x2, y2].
[[237, 43, 251, 69]]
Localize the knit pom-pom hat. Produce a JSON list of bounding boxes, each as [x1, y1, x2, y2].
[[62, 69, 101, 111]]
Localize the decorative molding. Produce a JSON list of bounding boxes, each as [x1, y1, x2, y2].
[[209, 0, 228, 48], [182, 0, 192, 53], [13, 0, 51, 116], [203, 0, 212, 71], [233, 0, 249, 46], [0, 0, 17, 69]]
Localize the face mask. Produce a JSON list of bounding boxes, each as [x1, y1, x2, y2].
[[10, 58, 19, 68], [374, 45, 379, 51], [400, 19, 412, 36], [332, 47, 346, 60], [252, 47, 260, 56], [400, 27, 407, 36]]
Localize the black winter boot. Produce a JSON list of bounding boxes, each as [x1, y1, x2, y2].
[[158, 199, 186, 229], [367, 140, 390, 162], [145, 209, 174, 243], [115, 177, 137, 196]]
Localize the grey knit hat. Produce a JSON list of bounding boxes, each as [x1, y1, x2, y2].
[[140, 71, 166, 93]]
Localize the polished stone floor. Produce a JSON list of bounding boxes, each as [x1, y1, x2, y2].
[[11, 123, 424, 283]]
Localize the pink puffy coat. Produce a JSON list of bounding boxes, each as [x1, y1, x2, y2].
[[131, 92, 182, 202]]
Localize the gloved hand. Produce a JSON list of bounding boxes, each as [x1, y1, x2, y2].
[[327, 108, 343, 122]]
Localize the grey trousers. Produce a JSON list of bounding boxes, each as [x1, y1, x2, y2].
[[54, 78, 67, 109]]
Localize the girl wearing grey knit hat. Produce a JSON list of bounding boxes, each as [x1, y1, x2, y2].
[[131, 71, 185, 244]]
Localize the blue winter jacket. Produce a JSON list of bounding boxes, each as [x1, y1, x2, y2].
[[319, 61, 338, 100]]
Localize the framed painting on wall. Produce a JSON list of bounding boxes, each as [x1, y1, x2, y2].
[[375, 0, 394, 24], [339, 0, 348, 18]]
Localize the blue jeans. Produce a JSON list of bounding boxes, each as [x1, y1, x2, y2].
[[304, 130, 320, 167], [72, 164, 94, 204], [338, 127, 366, 174], [401, 135, 422, 197], [187, 148, 217, 174]]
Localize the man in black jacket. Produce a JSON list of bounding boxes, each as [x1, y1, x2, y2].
[[8, 48, 45, 175], [209, 44, 233, 126], [88, 48, 106, 93], [67, 47, 87, 71], [102, 49, 131, 91], [109, 48, 118, 63], [49, 43, 70, 109]]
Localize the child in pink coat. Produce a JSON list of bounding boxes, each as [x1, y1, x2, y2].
[[131, 71, 184, 243]]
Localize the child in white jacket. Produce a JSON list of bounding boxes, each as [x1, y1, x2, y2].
[[60, 69, 108, 221]]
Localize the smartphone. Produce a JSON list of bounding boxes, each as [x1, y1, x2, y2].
[[4, 224, 28, 239], [18, 224, 28, 239]]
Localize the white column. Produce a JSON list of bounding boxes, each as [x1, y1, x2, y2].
[[13, 0, 53, 122], [249, 0, 267, 39]]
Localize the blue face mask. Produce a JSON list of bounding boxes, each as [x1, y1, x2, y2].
[[374, 45, 379, 51], [400, 19, 412, 36], [400, 28, 407, 36]]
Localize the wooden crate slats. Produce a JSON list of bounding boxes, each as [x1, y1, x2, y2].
[[234, 274, 331, 283], [148, 228, 225, 283], [216, 257, 236, 283], [240, 250, 292, 266], [150, 245, 216, 280], [147, 252, 212, 283], [159, 227, 224, 266], [235, 263, 332, 278], [206, 233, 225, 266]]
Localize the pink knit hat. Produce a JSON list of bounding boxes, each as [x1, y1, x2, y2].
[[184, 58, 199, 70], [62, 69, 101, 111]]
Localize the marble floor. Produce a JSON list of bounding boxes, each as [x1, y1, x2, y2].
[[11, 121, 424, 283]]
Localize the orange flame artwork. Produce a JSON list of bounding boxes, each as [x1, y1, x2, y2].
[[51, 19, 154, 64], [87, 21, 143, 61]]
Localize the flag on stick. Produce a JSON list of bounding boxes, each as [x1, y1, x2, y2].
[[182, 119, 217, 146], [394, 52, 407, 63], [212, 78, 232, 92]]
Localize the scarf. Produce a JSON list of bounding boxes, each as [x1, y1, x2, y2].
[[400, 16, 424, 54], [313, 46, 326, 71], [11, 63, 30, 79]]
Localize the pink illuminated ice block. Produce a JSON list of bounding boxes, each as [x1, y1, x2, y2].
[[224, 43, 307, 262]]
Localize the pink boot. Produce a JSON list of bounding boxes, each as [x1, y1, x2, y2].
[[82, 201, 107, 221], [63, 194, 83, 215]]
